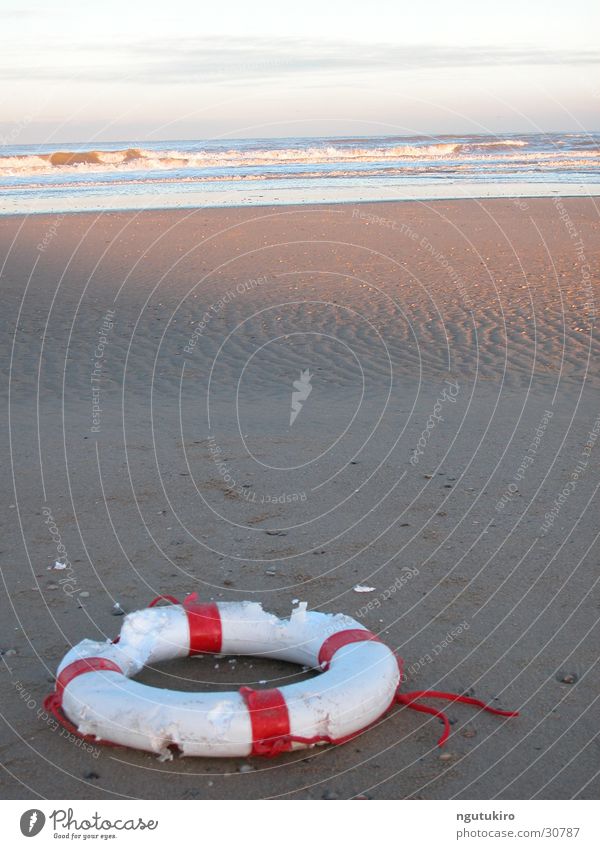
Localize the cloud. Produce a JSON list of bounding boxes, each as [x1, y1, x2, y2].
[[2, 8, 38, 16], [1, 37, 599, 83]]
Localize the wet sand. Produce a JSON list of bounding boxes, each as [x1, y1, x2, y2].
[[1, 198, 599, 799]]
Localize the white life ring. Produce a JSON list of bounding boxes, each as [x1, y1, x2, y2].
[[44, 594, 518, 758]]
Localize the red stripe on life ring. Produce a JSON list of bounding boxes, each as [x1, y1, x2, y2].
[[239, 686, 292, 757], [183, 594, 222, 655], [318, 629, 381, 670], [56, 657, 123, 693], [43, 657, 124, 748]]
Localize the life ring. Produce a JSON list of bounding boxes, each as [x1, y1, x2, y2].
[[44, 594, 518, 758]]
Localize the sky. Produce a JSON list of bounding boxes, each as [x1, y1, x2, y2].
[[1, 0, 599, 144]]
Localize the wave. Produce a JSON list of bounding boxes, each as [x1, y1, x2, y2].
[[3, 156, 599, 192], [0, 140, 539, 178], [46, 147, 144, 166], [2, 138, 599, 184]]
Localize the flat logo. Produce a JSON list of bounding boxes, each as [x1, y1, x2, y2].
[[20, 810, 46, 837], [290, 369, 312, 426]]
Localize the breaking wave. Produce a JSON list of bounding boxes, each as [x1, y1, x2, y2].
[[3, 156, 600, 192], [0, 139, 537, 178]]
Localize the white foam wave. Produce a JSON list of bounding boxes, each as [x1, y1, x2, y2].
[[0, 140, 541, 178], [3, 155, 599, 192]]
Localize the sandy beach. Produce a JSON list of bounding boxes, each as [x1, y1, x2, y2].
[[1, 198, 599, 799]]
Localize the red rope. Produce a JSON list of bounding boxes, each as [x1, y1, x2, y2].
[[148, 594, 181, 607], [396, 689, 519, 747]]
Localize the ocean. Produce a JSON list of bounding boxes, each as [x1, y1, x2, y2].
[[1, 132, 599, 215]]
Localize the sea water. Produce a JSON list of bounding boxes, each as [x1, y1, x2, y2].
[[1, 132, 599, 214]]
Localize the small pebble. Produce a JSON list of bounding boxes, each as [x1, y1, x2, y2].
[[439, 752, 454, 761], [265, 569, 276, 576], [559, 673, 578, 684], [461, 728, 477, 739], [238, 764, 254, 773], [79, 591, 90, 598], [84, 771, 100, 780]]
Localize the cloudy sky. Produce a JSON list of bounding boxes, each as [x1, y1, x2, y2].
[[1, 0, 599, 143]]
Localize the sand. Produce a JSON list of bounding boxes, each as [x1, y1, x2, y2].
[[1, 198, 599, 799]]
